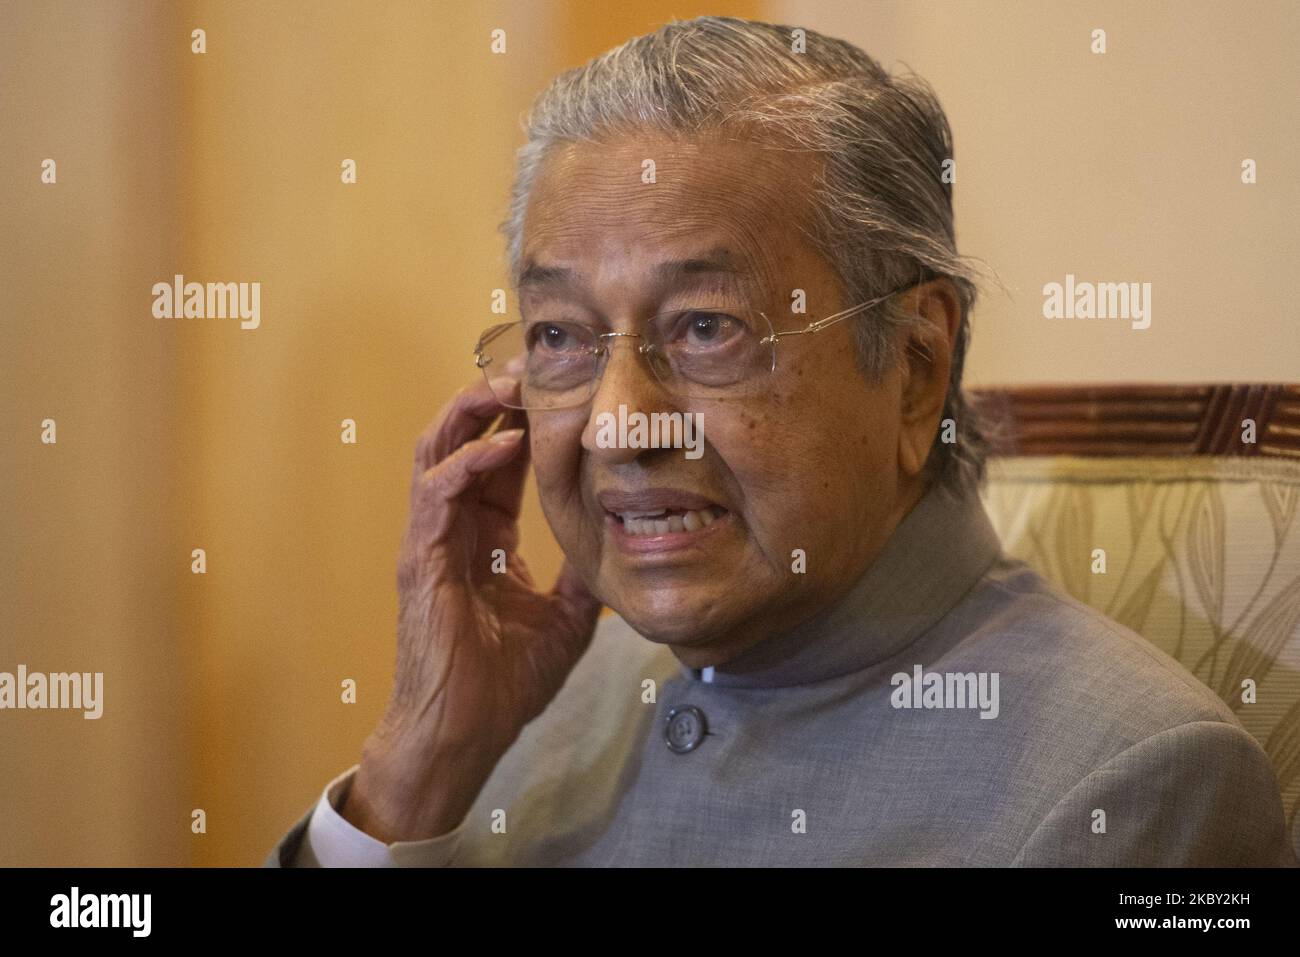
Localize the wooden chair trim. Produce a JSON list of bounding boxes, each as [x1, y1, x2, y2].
[[969, 384, 1300, 458]]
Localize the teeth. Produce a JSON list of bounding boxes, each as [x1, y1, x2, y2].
[[620, 506, 724, 536], [621, 509, 667, 520]]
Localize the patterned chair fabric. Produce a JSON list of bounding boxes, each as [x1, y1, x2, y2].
[[981, 455, 1300, 856]]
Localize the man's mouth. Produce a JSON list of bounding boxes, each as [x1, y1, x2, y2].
[[610, 505, 728, 536], [596, 487, 732, 543]]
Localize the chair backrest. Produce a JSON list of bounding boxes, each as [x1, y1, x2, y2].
[[972, 383, 1300, 857]]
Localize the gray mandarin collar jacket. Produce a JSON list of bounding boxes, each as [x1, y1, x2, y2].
[[267, 483, 1298, 866]]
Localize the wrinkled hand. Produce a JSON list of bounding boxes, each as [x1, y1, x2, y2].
[[343, 376, 601, 842]]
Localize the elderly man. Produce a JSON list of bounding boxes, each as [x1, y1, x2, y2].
[[266, 16, 1295, 867]]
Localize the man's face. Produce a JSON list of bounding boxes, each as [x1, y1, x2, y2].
[[520, 132, 914, 666]]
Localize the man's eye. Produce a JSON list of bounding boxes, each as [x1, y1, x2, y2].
[[527, 322, 583, 352], [676, 311, 743, 346]]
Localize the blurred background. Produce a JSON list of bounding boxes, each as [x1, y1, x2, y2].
[[1, 0, 1296, 866]]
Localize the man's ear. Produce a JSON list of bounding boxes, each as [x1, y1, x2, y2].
[[897, 278, 961, 479]]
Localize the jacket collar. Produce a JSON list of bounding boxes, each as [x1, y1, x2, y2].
[[678, 482, 1003, 689]]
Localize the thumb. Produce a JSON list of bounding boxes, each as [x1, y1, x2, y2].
[[551, 559, 602, 632]]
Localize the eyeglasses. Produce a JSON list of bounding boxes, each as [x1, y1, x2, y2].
[[473, 283, 916, 411]]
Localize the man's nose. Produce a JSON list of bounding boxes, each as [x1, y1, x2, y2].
[[580, 335, 680, 462]]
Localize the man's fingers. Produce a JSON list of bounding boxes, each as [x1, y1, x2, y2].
[[434, 429, 525, 500], [431, 378, 522, 463], [478, 411, 532, 520], [411, 378, 521, 495], [410, 429, 526, 547]]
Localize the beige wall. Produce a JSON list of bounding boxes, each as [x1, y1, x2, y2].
[[774, 0, 1300, 384], [1, 0, 191, 867]]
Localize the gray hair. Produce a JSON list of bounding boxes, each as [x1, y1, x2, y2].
[[500, 15, 989, 492]]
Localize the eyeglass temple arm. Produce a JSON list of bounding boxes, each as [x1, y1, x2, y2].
[[759, 290, 901, 345]]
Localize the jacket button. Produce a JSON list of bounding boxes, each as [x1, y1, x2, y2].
[[665, 705, 708, 753]]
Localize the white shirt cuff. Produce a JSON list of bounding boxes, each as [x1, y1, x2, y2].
[[301, 764, 468, 867]]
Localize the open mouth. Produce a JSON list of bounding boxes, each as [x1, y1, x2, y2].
[[609, 505, 728, 537]]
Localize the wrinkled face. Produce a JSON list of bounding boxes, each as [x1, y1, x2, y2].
[[520, 131, 914, 666]]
